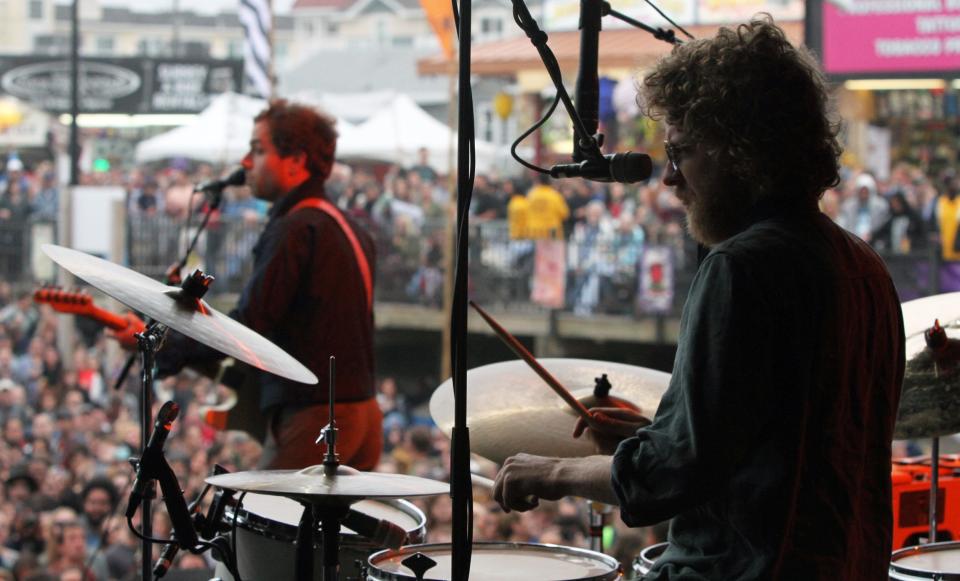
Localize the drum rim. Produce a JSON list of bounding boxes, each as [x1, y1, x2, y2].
[[638, 541, 668, 568], [226, 496, 427, 544], [890, 541, 960, 580], [367, 541, 622, 581]]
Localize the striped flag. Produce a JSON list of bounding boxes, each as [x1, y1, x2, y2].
[[239, 0, 273, 99]]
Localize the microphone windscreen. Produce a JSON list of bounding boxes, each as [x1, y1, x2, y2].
[[610, 152, 653, 183]]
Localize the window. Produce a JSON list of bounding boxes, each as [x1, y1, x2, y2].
[[29, 0, 44, 19], [480, 17, 503, 40], [96, 36, 114, 54]]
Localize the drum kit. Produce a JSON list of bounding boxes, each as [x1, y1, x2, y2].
[[41, 242, 960, 580]]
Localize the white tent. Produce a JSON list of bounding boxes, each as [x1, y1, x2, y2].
[[135, 93, 265, 164], [336, 93, 502, 174], [135, 93, 357, 165]]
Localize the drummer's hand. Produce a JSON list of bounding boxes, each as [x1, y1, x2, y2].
[[573, 407, 651, 455], [107, 312, 146, 350], [494, 453, 569, 513]]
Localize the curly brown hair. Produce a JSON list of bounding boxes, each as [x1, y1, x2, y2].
[[640, 16, 841, 202], [255, 99, 339, 181]]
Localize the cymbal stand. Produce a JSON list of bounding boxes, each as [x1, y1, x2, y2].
[[135, 320, 166, 581], [588, 501, 606, 553], [929, 437, 941, 544], [295, 355, 345, 581]]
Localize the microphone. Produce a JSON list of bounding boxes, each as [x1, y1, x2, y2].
[[126, 401, 180, 518], [193, 167, 246, 193], [342, 509, 408, 549], [153, 542, 180, 578], [550, 152, 652, 184]]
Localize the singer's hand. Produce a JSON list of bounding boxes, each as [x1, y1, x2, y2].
[[108, 312, 146, 351], [573, 407, 650, 455]]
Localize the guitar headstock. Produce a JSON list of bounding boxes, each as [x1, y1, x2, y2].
[[33, 286, 94, 315]]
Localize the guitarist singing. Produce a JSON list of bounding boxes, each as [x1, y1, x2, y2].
[[126, 100, 381, 470]]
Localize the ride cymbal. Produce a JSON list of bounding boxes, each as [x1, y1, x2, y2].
[[430, 358, 671, 464]]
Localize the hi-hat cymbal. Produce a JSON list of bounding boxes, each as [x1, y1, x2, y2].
[[430, 358, 671, 464], [206, 465, 449, 500], [896, 324, 960, 439], [901, 292, 960, 339], [42, 244, 317, 385]]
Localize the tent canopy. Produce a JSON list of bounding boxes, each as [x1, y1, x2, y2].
[[135, 93, 356, 165], [336, 93, 501, 174]]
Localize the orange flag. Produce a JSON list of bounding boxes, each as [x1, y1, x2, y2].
[[420, 0, 456, 61]]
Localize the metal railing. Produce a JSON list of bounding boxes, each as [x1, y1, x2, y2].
[[0, 216, 942, 320]]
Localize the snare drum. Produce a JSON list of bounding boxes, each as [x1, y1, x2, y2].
[[366, 542, 621, 580], [890, 541, 960, 580], [214, 492, 426, 581], [631, 542, 668, 577]]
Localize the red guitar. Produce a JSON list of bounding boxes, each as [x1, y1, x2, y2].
[[33, 286, 140, 333], [33, 287, 259, 436]]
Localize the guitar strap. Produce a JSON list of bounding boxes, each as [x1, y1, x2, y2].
[[292, 197, 373, 313]]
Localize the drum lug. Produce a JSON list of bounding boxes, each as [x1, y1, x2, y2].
[[401, 552, 437, 581], [355, 558, 368, 580]]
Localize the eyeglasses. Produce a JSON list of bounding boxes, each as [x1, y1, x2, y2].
[[664, 141, 691, 174]]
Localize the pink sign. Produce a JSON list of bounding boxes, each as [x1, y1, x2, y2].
[[823, 0, 960, 74]]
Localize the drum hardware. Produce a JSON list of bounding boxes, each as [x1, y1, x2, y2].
[[632, 542, 668, 578], [207, 361, 446, 581], [401, 552, 439, 581]]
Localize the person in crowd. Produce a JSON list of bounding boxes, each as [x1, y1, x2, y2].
[[871, 191, 927, 255], [147, 99, 382, 470], [837, 172, 889, 243], [525, 174, 569, 239], [78, 477, 117, 554], [568, 200, 614, 315], [493, 17, 904, 580]]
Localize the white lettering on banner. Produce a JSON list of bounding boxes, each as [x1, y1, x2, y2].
[[944, 35, 960, 51], [917, 15, 960, 33], [844, 0, 942, 14], [875, 37, 943, 56]]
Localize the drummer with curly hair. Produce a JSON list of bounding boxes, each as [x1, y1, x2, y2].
[[494, 16, 905, 580]]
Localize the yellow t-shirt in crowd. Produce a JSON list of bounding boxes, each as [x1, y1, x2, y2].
[[526, 184, 569, 239], [507, 194, 530, 239]]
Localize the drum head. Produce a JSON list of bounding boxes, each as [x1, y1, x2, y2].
[[891, 541, 960, 580], [368, 542, 621, 581]]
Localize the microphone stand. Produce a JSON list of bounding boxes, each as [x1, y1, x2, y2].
[[134, 321, 166, 581], [113, 188, 226, 392]]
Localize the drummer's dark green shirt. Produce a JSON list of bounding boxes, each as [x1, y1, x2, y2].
[[612, 204, 905, 580]]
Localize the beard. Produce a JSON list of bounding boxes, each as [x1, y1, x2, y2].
[[684, 174, 756, 246]]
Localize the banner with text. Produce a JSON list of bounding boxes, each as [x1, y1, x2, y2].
[[0, 56, 243, 114], [822, 0, 960, 75]]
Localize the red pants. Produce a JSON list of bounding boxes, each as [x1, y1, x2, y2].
[[258, 398, 383, 471]]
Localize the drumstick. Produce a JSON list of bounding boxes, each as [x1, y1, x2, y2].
[[469, 300, 598, 429], [471, 474, 495, 490]]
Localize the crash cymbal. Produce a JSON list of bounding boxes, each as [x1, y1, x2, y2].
[[430, 358, 671, 464], [42, 244, 317, 385], [896, 323, 960, 439], [901, 292, 960, 339], [205, 465, 449, 500]]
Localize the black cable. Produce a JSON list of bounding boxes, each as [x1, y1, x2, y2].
[[510, 93, 561, 174], [127, 515, 176, 545], [641, 0, 694, 39]]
